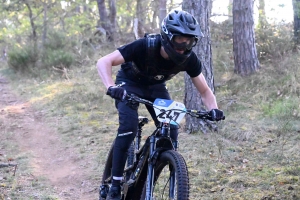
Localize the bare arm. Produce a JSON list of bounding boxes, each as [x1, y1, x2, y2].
[[96, 50, 125, 89], [191, 73, 218, 110]]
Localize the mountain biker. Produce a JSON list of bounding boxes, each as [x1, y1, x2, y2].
[[96, 9, 224, 200]]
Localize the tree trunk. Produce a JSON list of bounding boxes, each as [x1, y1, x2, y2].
[[183, 0, 215, 134], [258, 0, 268, 29], [293, 0, 300, 46], [233, 0, 260, 76], [151, 1, 159, 29], [109, 0, 116, 41], [159, 0, 167, 25], [24, 2, 37, 44], [228, 0, 233, 16], [136, 0, 145, 38], [96, 0, 113, 41], [42, 0, 48, 51], [24, 1, 38, 67]]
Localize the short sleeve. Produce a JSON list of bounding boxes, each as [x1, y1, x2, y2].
[[117, 39, 146, 63], [185, 53, 202, 77]]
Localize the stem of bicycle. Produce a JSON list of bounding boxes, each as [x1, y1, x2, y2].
[[145, 135, 156, 200]]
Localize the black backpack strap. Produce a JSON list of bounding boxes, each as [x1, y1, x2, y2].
[[144, 33, 161, 75]]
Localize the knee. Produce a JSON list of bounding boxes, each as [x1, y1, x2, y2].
[[114, 133, 135, 152], [118, 115, 139, 134]]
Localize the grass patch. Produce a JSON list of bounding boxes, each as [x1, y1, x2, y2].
[[1, 32, 300, 199]]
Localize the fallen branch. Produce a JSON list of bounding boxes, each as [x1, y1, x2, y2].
[[52, 65, 70, 80], [0, 163, 17, 168], [0, 163, 18, 176]]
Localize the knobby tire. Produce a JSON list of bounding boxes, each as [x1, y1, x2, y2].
[[100, 140, 114, 200], [140, 150, 189, 200], [126, 142, 135, 180], [100, 140, 138, 200]]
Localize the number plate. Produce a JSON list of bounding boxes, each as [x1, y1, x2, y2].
[[153, 99, 186, 125]]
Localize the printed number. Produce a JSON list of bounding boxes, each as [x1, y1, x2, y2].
[[158, 110, 180, 122]]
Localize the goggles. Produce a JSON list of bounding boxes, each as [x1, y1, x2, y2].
[[169, 35, 198, 51]]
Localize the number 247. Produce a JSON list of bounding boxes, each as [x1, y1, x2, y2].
[[158, 110, 180, 122]]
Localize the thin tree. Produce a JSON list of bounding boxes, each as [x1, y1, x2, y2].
[[151, 1, 159, 30], [150, 0, 167, 31], [135, 0, 145, 38], [232, 0, 260, 76], [96, 0, 114, 41], [258, 0, 268, 29], [293, 0, 300, 46], [183, 0, 215, 134], [228, 0, 233, 15], [42, 0, 48, 51], [159, 0, 167, 25], [109, 0, 116, 41]]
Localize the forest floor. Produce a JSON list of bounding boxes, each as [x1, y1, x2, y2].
[[1, 51, 299, 200], [0, 76, 99, 200]]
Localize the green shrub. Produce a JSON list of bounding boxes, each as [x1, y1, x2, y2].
[[256, 23, 294, 61], [42, 31, 75, 69], [44, 31, 70, 50], [7, 44, 38, 72], [43, 49, 74, 69]]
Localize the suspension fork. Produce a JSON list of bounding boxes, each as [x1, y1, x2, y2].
[[145, 135, 156, 200], [169, 165, 176, 198]]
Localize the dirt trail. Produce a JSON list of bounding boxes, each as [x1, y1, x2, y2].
[[0, 76, 98, 200]]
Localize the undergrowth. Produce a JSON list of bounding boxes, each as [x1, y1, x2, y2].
[[1, 27, 300, 199]]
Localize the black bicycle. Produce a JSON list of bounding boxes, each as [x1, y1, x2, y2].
[[99, 94, 224, 200]]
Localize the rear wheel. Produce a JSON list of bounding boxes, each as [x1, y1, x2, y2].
[[100, 140, 136, 200], [140, 150, 189, 200], [126, 142, 135, 180], [99, 140, 115, 199]]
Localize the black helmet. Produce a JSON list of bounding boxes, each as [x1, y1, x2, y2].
[[161, 10, 203, 64]]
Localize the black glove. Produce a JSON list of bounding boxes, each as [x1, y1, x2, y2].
[[209, 109, 225, 121], [106, 86, 126, 100]]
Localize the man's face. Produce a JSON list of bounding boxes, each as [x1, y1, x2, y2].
[[171, 35, 197, 54]]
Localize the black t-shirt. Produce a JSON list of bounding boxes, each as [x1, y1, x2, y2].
[[117, 36, 202, 85]]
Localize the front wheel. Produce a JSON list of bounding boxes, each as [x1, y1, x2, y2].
[[140, 150, 189, 200]]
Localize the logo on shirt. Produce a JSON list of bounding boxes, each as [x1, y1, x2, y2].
[[154, 75, 164, 80]]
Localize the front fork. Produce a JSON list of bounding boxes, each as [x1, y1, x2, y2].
[[145, 124, 177, 200], [145, 135, 155, 200]]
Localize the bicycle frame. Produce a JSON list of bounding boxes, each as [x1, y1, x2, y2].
[[122, 120, 175, 200]]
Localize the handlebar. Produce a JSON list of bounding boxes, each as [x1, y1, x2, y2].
[[124, 94, 225, 121]]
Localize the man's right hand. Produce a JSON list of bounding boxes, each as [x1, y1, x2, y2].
[[106, 86, 126, 100], [209, 109, 225, 121]]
